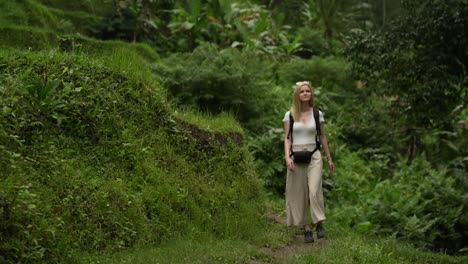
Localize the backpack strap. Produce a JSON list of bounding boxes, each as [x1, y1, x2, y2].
[[288, 112, 294, 157], [313, 108, 321, 150]]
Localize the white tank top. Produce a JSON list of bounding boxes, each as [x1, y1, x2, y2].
[[283, 109, 324, 146]]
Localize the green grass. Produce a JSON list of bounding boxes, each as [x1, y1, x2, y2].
[[75, 238, 270, 264], [0, 0, 159, 75], [0, 0, 28, 26], [172, 107, 244, 134], [74, 197, 468, 264], [289, 222, 467, 264], [68, 220, 468, 264], [37, 0, 113, 16]]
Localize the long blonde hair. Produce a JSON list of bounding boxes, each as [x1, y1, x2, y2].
[[290, 81, 314, 121]]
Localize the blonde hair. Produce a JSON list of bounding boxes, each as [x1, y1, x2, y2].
[[290, 81, 314, 121]]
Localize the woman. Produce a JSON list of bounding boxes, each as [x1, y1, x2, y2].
[[283, 81, 335, 243]]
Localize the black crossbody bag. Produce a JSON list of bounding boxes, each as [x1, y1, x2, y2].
[[287, 109, 321, 164]]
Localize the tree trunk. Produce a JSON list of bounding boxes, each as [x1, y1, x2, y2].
[[382, 0, 386, 28]]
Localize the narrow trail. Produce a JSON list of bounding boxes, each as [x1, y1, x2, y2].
[[251, 210, 329, 263]]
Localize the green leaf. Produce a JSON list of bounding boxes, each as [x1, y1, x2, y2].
[[356, 221, 372, 231]]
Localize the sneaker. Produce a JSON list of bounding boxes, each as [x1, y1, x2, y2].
[[316, 223, 326, 239], [304, 230, 314, 243]]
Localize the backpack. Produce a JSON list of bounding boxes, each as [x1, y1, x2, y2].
[[287, 108, 321, 160]]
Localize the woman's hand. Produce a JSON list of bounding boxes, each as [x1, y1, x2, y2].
[[286, 157, 295, 171], [327, 159, 335, 174]]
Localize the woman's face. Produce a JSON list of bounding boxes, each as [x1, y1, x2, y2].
[[298, 85, 311, 102]]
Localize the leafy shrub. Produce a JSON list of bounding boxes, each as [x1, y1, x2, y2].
[[326, 144, 466, 253], [333, 91, 402, 168], [345, 0, 467, 131], [421, 104, 468, 177], [294, 27, 337, 58], [362, 158, 466, 253], [152, 43, 274, 126], [247, 123, 285, 193], [277, 56, 352, 90], [0, 180, 59, 263], [326, 143, 374, 224]]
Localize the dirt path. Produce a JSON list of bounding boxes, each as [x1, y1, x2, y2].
[[251, 210, 328, 263]]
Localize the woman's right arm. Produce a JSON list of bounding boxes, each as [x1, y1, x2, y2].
[[284, 121, 295, 171]]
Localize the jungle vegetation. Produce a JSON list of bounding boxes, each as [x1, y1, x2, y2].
[[0, 0, 466, 263]]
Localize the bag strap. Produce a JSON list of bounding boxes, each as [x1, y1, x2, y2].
[[288, 112, 294, 157], [313, 108, 321, 150]]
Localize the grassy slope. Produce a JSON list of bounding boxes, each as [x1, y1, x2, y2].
[[0, 46, 266, 262], [0, 1, 265, 263]]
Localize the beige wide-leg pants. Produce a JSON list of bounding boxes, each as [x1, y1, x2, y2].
[[286, 144, 326, 227]]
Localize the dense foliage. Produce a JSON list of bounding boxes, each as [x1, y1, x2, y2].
[[152, 43, 275, 126], [345, 0, 467, 158], [342, 0, 467, 253], [0, 0, 466, 261]]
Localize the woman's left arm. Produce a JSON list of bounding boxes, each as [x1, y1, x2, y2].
[[319, 122, 335, 174]]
